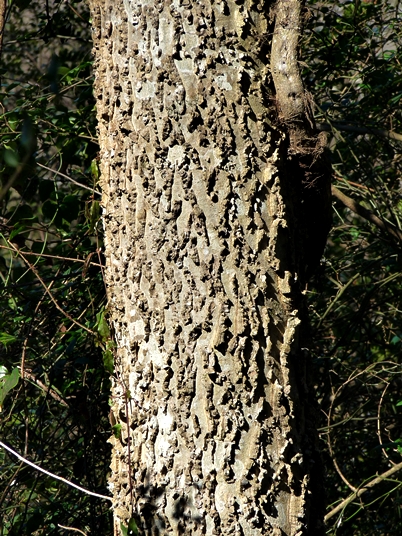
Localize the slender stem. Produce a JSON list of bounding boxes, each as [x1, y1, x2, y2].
[[8, 242, 95, 335], [325, 460, 402, 522], [58, 525, 87, 536], [37, 162, 101, 195], [332, 185, 402, 242], [0, 441, 112, 502]]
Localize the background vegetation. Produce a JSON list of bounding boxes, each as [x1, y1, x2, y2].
[[0, 1, 111, 534], [0, 0, 401, 534], [305, 1, 402, 534]]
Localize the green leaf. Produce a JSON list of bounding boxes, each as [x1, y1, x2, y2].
[[90, 158, 100, 183], [95, 309, 110, 340], [128, 517, 139, 535], [0, 367, 20, 410], [9, 225, 26, 241], [103, 349, 114, 374], [396, 401, 402, 407], [389, 92, 402, 105], [120, 518, 139, 536], [88, 200, 100, 232], [349, 227, 360, 240], [112, 424, 122, 439], [3, 148, 20, 167], [0, 333, 17, 347]]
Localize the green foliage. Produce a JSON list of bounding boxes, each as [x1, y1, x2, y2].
[[112, 423, 122, 439], [2, 1, 401, 534], [305, 0, 402, 533], [95, 308, 111, 341], [121, 518, 139, 536], [0, 366, 19, 410], [0, 333, 17, 347], [0, 1, 111, 534], [102, 347, 115, 375]]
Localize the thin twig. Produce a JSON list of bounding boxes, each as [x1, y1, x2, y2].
[[8, 242, 95, 335], [325, 460, 402, 522], [0, 244, 102, 268], [332, 458, 357, 493], [58, 525, 88, 535], [22, 368, 69, 407], [37, 162, 101, 196], [377, 381, 394, 465], [0, 441, 112, 502], [334, 175, 375, 193], [325, 365, 380, 497], [332, 185, 402, 242]]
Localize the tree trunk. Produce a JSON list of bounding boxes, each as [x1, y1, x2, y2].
[[88, 0, 330, 534]]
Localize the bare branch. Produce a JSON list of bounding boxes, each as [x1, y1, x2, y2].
[[325, 460, 402, 522], [8, 242, 95, 335], [0, 245, 102, 268], [0, 441, 112, 502], [37, 162, 101, 196], [58, 525, 88, 536], [318, 122, 402, 143], [332, 185, 402, 243]]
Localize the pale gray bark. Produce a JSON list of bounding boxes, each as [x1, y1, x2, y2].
[[88, 0, 326, 534]]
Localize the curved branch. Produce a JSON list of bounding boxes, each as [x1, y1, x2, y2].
[[331, 185, 402, 243], [8, 242, 95, 335], [0, 441, 112, 502], [325, 460, 402, 522], [317, 122, 402, 143]]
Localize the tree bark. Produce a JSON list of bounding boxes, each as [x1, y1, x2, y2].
[[88, 0, 328, 534]]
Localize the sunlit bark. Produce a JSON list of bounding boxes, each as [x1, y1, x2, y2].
[[88, 1, 328, 534]]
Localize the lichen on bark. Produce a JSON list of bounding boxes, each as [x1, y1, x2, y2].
[[88, 0, 326, 534]]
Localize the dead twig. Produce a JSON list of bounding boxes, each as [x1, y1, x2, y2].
[[0, 441, 112, 502], [325, 460, 402, 522], [8, 242, 95, 335], [331, 185, 402, 243]]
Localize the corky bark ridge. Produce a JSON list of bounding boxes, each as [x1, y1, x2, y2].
[[88, 0, 326, 534]]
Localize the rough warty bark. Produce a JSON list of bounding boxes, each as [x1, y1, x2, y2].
[[88, 0, 327, 534]]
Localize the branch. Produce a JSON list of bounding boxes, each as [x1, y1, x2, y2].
[[318, 122, 402, 143], [0, 245, 102, 268], [331, 185, 402, 243], [22, 368, 69, 407], [325, 460, 402, 522], [0, 0, 6, 60], [37, 163, 101, 196], [0, 440, 112, 502], [58, 525, 88, 535], [8, 242, 95, 335]]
